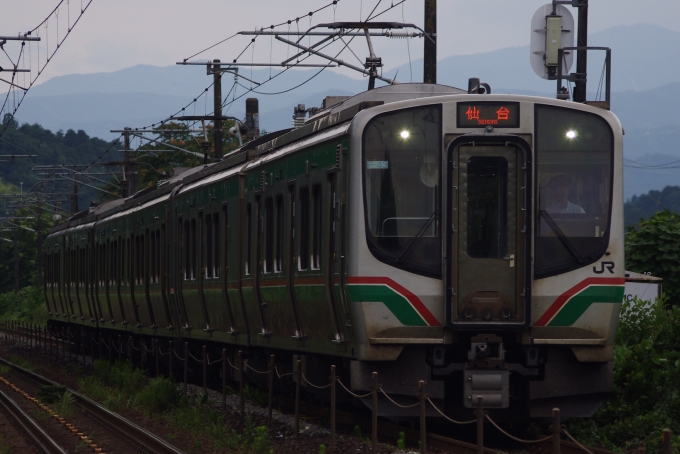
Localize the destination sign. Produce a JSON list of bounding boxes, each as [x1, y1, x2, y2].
[[457, 102, 520, 128]]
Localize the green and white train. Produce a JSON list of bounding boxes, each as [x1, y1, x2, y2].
[[44, 83, 624, 419]]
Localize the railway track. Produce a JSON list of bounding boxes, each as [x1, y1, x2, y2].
[[0, 387, 68, 454], [0, 355, 186, 454], [1, 325, 617, 454]]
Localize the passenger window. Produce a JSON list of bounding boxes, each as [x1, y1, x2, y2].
[[274, 195, 284, 273], [299, 187, 310, 271], [223, 204, 229, 275], [136, 236, 141, 285], [206, 215, 214, 278], [311, 185, 322, 270], [191, 219, 197, 280], [264, 198, 274, 274], [245, 204, 252, 276], [213, 214, 219, 278]]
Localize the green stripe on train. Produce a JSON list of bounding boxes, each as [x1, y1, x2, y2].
[[548, 285, 625, 326], [346, 284, 427, 326]]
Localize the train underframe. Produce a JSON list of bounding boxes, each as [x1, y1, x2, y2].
[[47, 319, 611, 421]]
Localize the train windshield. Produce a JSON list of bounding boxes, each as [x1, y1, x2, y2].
[[362, 105, 442, 278], [534, 104, 614, 278]]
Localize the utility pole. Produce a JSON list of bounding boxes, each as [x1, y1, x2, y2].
[[573, 0, 588, 102], [423, 0, 437, 84], [122, 127, 137, 197], [71, 165, 79, 214], [213, 59, 223, 160]]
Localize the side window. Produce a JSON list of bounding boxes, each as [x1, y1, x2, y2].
[[113, 240, 118, 286], [183, 220, 190, 280], [126, 237, 131, 286], [135, 236, 141, 285], [191, 219, 197, 280], [156, 230, 161, 283], [213, 213, 220, 278], [150, 232, 156, 283], [245, 204, 252, 276], [274, 194, 284, 273], [223, 204, 229, 276], [298, 187, 310, 271], [206, 214, 214, 278], [264, 198, 273, 274], [311, 185, 322, 270]]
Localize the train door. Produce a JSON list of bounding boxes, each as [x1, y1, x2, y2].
[[446, 137, 530, 328]]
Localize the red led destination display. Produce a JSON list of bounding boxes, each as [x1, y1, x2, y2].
[[457, 102, 520, 128]]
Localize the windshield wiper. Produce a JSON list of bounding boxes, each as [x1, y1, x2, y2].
[[539, 210, 584, 264], [396, 209, 439, 263]]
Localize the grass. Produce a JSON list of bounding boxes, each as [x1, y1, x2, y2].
[[76, 359, 274, 452], [38, 385, 68, 403], [397, 431, 406, 450], [8, 354, 34, 371], [0, 365, 9, 376], [244, 383, 268, 407], [55, 390, 74, 417]]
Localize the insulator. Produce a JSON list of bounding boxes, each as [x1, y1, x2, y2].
[[384, 31, 418, 39]]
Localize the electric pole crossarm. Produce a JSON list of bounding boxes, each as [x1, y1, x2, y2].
[[275, 36, 397, 85], [177, 62, 335, 68], [0, 36, 41, 41], [314, 22, 435, 43], [239, 31, 423, 37]]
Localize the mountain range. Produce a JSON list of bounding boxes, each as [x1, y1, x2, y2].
[[11, 23, 680, 199]]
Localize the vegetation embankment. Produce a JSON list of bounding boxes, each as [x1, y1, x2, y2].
[[77, 360, 273, 453], [568, 209, 680, 452]]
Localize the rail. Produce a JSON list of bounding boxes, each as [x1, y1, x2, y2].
[[0, 353, 186, 454], [0, 388, 69, 454]]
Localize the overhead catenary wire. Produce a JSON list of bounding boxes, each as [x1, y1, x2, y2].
[[137, 0, 407, 143], [0, 0, 95, 139]]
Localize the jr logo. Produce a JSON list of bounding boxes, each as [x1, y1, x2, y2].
[[593, 261, 615, 274]]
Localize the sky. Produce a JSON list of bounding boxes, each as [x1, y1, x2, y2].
[[0, 0, 679, 86]]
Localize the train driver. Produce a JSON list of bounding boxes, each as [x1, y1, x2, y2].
[[544, 174, 585, 214]]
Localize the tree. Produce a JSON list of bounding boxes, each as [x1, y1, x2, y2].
[[2, 113, 18, 129], [625, 209, 680, 303]]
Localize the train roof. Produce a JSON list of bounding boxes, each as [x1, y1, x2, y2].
[[47, 83, 466, 236]]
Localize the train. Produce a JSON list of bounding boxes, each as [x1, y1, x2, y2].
[[43, 82, 624, 420]]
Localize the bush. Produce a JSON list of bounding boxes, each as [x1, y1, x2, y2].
[[625, 210, 680, 303], [0, 286, 48, 323], [568, 297, 680, 451], [136, 377, 182, 416]]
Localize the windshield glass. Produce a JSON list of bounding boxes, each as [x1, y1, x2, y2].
[[363, 105, 442, 277], [535, 104, 614, 278]]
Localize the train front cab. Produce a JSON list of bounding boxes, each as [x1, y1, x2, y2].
[[350, 95, 623, 419]]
